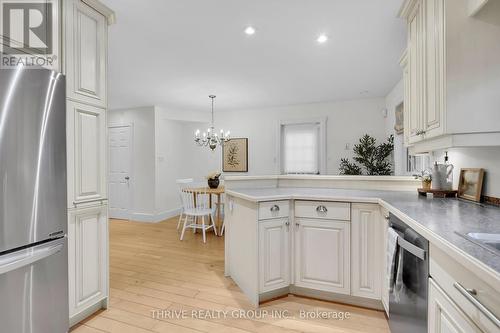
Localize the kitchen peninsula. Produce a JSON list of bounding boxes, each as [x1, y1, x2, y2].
[[224, 175, 500, 333]]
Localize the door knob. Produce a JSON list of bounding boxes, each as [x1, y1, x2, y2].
[[125, 176, 130, 180]]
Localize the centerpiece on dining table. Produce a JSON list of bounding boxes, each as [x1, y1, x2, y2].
[[206, 171, 221, 189]]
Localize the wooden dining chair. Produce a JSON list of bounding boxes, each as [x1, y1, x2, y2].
[[179, 185, 217, 243], [176, 178, 194, 229]]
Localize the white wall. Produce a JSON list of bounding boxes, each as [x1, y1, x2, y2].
[[109, 99, 393, 222], [432, 148, 500, 198], [108, 107, 156, 220], [154, 108, 210, 218], [108, 106, 208, 222], [385, 79, 406, 176], [182, 98, 389, 178]]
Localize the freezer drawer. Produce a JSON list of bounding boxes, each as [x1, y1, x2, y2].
[[0, 238, 68, 333]]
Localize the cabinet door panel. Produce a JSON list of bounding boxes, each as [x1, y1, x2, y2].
[[408, 2, 424, 144], [424, 0, 445, 138], [295, 219, 350, 294], [66, 0, 107, 107], [68, 204, 108, 317], [259, 218, 290, 292], [67, 100, 107, 207], [351, 204, 382, 300], [428, 279, 481, 333]]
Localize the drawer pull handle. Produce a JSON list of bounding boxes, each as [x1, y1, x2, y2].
[[270, 205, 280, 212], [454, 282, 500, 328], [316, 205, 328, 213]]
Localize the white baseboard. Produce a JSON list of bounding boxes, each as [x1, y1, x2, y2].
[[129, 208, 181, 223], [154, 208, 182, 222]]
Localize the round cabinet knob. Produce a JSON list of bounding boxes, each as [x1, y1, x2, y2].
[[270, 205, 280, 212], [316, 205, 328, 213]]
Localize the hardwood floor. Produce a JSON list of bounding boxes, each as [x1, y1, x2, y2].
[[71, 217, 390, 333]]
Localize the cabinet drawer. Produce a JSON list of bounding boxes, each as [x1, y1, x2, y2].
[[259, 201, 289, 220], [295, 201, 350, 220], [430, 245, 500, 333]]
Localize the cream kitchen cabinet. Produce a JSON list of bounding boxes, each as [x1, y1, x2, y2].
[[65, 0, 108, 108], [68, 203, 108, 326], [400, 0, 500, 152], [294, 218, 350, 295], [258, 218, 290, 293], [63, 0, 114, 326], [66, 100, 107, 208], [406, 0, 425, 144], [428, 278, 482, 333], [380, 207, 390, 315], [430, 244, 500, 333], [351, 204, 383, 300]]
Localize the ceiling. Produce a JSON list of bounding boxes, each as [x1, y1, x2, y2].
[[102, 0, 406, 112]]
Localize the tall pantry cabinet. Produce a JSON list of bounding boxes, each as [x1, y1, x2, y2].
[[62, 0, 115, 326]]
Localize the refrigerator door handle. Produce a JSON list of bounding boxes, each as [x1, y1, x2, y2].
[[0, 239, 64, 275]]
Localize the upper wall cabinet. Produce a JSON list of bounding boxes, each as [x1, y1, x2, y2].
[[65, 0, 107, 107], [399, 0, 500, 153]]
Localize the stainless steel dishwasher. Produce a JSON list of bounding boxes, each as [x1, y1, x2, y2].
[[388, 213, 429, 333]]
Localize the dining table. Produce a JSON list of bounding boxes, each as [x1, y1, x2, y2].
[[182, 185, 225, 235]]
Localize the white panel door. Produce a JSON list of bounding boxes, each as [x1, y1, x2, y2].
[[294, 218, 350, 294], [108, 126, 131, 219], [259, 218, 290, 293], [351, 204, 382, 300], [66, 0, 107, 107], [68, 204, 108, 318], [428, 279, 482, 333], [67, 100, 106, 207]]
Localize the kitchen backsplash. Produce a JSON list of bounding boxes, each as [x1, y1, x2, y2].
[[432, 147, 500, 198]]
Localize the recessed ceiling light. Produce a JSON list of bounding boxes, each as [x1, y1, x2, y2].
[[244, 26, 256, 35], [317, 34, 328, 44]]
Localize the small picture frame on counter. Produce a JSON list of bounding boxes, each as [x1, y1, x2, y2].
[[458, 168, 485, 202]]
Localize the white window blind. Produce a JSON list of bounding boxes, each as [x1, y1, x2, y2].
[[282, 123, 320, 174]]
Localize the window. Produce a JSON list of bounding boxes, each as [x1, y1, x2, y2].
[[406, 150, 430, 174], [280, 121, 325, 174]]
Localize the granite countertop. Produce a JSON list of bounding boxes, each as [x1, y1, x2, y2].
[[226, 187, 500, 286]]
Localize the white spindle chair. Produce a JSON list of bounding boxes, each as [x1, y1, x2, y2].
[[176, 178, 194, 229], [179, 183, 217, 243]]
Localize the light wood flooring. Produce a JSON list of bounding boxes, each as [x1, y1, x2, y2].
[[71, 217, 390, 333]]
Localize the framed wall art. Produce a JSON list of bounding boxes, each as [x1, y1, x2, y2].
[[458, 168, 485, 202], [222, 138, 248, 172], [394, 102, 404, 135]]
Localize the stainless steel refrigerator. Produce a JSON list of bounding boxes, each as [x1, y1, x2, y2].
[[0, 63, 68, 332]]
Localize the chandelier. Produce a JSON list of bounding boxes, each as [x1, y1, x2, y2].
[[194, 95, 230, 150]]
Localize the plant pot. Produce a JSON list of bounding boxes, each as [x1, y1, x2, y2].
[[207, 178, 220, 189], [422, 181, 431, 190]]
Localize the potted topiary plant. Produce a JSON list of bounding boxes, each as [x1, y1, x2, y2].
[[339, 134, 394, 175]]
